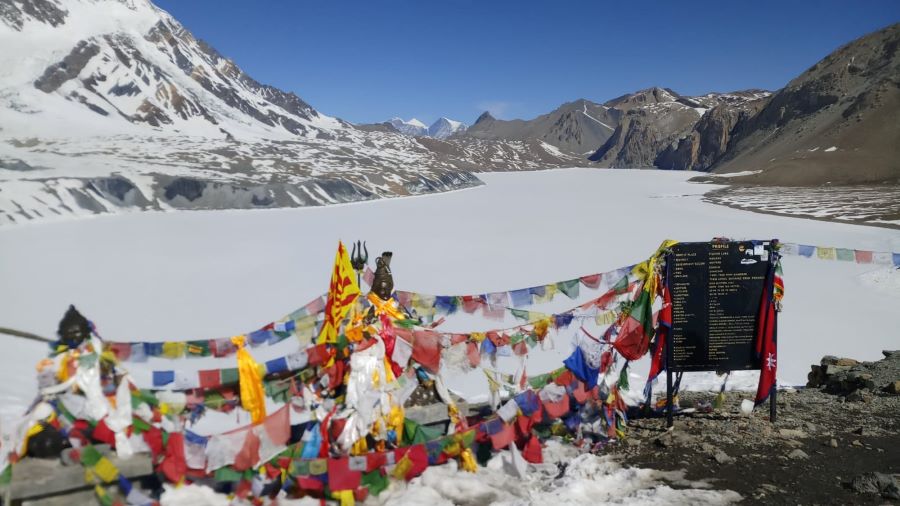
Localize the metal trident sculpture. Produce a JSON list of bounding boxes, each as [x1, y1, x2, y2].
[[350, 240, 369, 287]]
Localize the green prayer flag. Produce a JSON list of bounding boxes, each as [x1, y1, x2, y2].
[[214, 466, 243, 482], [618, 363, 630, 390], [613, 275, 629, 293], [220, 367, 239, 385], [80, 445, 103, 467], [510, 308, 531, 321], [528, 373, 550, 389], [131, 416, 150, 434], [0, 464, 11, 486], [362, 469, 389, 496], [265, 381, 290, 403], [293, 459, 311, 476], [204, 391, 225, 410], [557, 279, 581, 299], [186, 340, 211, 357], [836, 248, 855, 261]]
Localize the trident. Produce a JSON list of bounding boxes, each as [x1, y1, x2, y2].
[[350, 240, 368, 287]]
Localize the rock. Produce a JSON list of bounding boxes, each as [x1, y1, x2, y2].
[[823, 364, 852, 376], [713, 450, 735, 464], [848, 472, 900, 499], [778, 428, 807, 439], [882, 350, 899, 358], [883, 380, 900, 395], [787, 449, 809, 460], [829, 438, 838, 448], [852, 427, 867, 436], [820, 356, 858, 367], [807, 365, 825, 388], [851, 439, 863, 447], [845, 390, 865, 402]]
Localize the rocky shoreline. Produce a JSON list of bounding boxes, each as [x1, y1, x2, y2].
[[610, 351, 900, 504]]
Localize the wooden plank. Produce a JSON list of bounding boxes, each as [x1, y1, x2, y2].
[[1, 452, 153, 503]]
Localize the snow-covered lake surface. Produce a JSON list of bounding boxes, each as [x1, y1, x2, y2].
[[2, 168, 899, 427]]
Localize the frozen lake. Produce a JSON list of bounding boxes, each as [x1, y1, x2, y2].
[[1, 168, 899, 424]]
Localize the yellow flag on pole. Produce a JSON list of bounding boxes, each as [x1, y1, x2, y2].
[[317, 241, 361, 344]]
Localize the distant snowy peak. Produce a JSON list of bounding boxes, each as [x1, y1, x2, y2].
[[0, 0, 343, 139], [386, 117, 467, 138], [428, 117, 467, 139], [388, 117, 428, 136]]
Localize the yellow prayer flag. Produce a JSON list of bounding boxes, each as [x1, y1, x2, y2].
[[816, 247, 837, 260], [632, 239, 678, 296], [162, 341, 186, 359], [232, 335, 267, 424], [92, 457, 120, 483], [317, 241, 361, 344]]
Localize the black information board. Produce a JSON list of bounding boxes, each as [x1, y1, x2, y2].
[[668, 241, 772, 372]]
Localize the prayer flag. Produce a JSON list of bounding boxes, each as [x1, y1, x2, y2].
[[612, 290, 653, 360], [816, 247, 837, 260], [318, 241, 361, 344], [557, 279, 580, 299], [580, 273, 602, 289], [854, 250, 873, 264], [873, 251, 893, 265], [152, 371, 174, 387], [798, 245, 815, 258], [836, 248, 855, 261], [754, 261, 779, 406]]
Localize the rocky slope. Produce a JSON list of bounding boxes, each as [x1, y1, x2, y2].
[[711, 23, 900, 185]]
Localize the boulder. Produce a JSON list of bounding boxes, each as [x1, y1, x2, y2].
[[883, 380, 900, 395]]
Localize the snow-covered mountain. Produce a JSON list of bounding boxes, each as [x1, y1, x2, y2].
[[0, 0, 577, 225], [428, 117, 466, 139], [384, 117, 467, 139], [388, 117, 428, 136]]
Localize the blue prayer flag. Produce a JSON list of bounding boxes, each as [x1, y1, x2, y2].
[[152, 370, 174, 387], [798, 245, 815, 258], [265, 357, 289, 374], [509, 289, 532, 307]]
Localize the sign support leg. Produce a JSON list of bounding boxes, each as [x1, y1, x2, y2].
[[769, 385, 777, 423], [665, 368, 673, 428]]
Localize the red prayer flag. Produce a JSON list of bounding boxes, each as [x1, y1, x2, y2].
[[854, 250, 873, 263], [328, 457, 362, 490], [522, 435, 543, 464], [411, 330, 441, 373], [754, 265, 778, 406], [489, 422, 516, 450], [466, 342, 481, 368], [262, 405, 290, 446], [142, 427, 163, 457], [92, 419, 117, 447], [612, 290, 653, 361], [542, 395, 569, 419], [515, 413, 534, 437], [572, 381, 590, 404], [158, 432, 187, 483], [233, 429, 260, 471], [580, 273, 602, 289], [198, 369, 221, 389]]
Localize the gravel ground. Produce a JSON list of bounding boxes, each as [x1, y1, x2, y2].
[[609, 351, 900, 504]]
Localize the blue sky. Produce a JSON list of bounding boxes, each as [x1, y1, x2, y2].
[[154, 0, 899, 126]]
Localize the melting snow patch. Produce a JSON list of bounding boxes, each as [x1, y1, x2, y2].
[[365, 440, 741, 506], [824, 146, 838, 152]]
